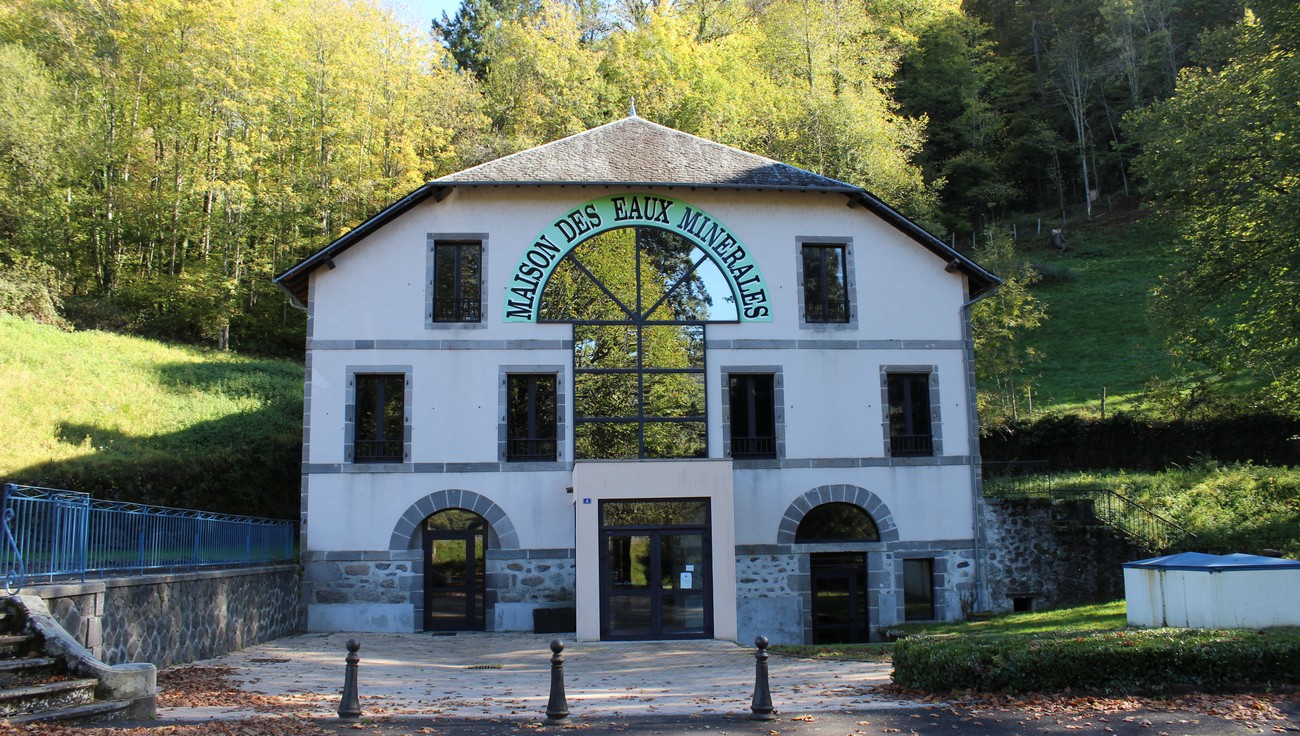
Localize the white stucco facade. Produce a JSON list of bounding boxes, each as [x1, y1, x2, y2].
[[281, 120, 995, 643]]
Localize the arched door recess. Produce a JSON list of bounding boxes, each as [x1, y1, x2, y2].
[[423, 509, 488, 631]]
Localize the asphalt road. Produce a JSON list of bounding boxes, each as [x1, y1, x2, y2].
[[134, 699, 1299, 736]]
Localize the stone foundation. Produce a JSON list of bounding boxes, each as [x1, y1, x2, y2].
[[303, 551, 420, 607], [30, 564, 302, 667]]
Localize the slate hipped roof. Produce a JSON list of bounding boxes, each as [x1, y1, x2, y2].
[[274, 115, 998, 305], [437, 116, 856, 190]]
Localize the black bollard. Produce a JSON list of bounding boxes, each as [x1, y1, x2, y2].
[[544, 639, 570, 724], [338, 638, 362, 721], [750, 635, 775, 721]]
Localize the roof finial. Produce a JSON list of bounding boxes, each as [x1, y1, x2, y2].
[[629, 97, 637, 118]]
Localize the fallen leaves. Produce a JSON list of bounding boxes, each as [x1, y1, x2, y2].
[[871, 683, 1300, 733], [157, 664, 334, 714], [0, 717, 335, 736]]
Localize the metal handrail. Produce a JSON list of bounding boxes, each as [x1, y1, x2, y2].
[[984, 474, 1195, 553], [1, 482, 297, 593], [1087, 488, 1195, 552]]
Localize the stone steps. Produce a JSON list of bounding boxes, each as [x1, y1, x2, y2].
[[0, 677, 99, 718], [0, 598, 152, 723], [0, 655, 60, 686], [0, 634, 41, 659], [3, 698, 136, 725]]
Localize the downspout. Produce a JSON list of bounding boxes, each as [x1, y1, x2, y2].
[[960, 284, 997, 615]]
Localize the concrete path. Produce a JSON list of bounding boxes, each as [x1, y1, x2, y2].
[[162, 632, 909, 722]]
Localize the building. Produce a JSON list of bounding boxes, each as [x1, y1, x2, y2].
[[274, 115, 999, 643]]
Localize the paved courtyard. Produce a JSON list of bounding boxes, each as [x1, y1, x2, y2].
[[162, 632, 907, 721]]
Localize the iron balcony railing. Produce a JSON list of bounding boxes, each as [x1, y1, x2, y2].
[[354, 439, 404, 462], [730, 435, 776, 459], [890, 433, 934, 456], [507, 437, 557, 462], [803, 299, 849, 323], [431, 297, 482, 323], [1, 483, 296, 594]]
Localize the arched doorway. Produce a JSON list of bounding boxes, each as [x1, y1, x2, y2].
[[796, 502, 880, 643], [423, 509, 489, 631]]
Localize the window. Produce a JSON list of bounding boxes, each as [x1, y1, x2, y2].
[[887, 373, 933, 456], [801, 243, 849, 323], [728, 374, 775, 458], [353, 374, 405, 462], [507, 374, 557, 461], [795, 503, 880, 543], [540, 226, 732, 459], [432, 240, 482, 322], [903, 558, 935, 621]]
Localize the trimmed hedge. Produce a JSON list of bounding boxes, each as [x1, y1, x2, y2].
[[891, 628, 1300, 693], [981, 413, 1300, 471]]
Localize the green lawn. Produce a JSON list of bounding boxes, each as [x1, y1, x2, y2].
[[0, 314, 303, 516], [771, 600, 1128, 660], [897, 600, 1127, 636], [1015, 213, 1180, 415]]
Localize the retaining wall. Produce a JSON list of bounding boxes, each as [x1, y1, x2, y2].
[[27, 564, 303, 668], [981, 498, 1135, 613]]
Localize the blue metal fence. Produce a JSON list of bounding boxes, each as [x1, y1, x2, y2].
[[1, 483, 297, 594]]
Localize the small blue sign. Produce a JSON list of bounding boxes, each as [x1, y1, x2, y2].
[[583, 498, 592, 504]]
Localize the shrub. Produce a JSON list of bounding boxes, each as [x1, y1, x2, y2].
[[981, 412, 1300, 469], [891, 627, 1300, 693], [0, 259, 68, 328], [1029, 262, 1079, 284]]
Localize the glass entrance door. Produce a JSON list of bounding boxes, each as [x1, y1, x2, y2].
[[810, 552, 869, 643], [599, 500, 711, 639], [423, 510, 487, 631]]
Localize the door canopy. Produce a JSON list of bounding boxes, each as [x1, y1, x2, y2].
[[504, 194, 772, 323]]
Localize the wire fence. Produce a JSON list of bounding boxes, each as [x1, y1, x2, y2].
[[2, 482, 296, 594]]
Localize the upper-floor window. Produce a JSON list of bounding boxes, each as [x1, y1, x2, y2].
[[728, 374, 776, 459], [887, 372, 933, 456], [432, 240, 482, 322], [353, 373, 405, 462], [507, 374, 557, 461], [801, 243, 849, 323], [540, 226, 736, 459]]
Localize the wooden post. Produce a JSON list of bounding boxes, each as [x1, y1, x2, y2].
[[1101, 387, 1107, 420]]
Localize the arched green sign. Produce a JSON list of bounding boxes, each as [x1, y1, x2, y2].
[[503, 194, 772, 322]]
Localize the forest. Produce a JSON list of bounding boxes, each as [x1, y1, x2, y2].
[[0, 0, 1296, 415]]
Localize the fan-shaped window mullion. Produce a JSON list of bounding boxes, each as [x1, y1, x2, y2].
[[643, 253, 710, 321], [571, 255, 638, 322]]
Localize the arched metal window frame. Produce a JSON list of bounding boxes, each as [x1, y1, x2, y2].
[[539, 225, 740, 459]]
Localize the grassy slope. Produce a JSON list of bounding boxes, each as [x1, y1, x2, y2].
[[1015, 211, 1180, 415], [0, 314, 303, 517], [770, 601, 1128, 660], [898, 600, 1128, 636]]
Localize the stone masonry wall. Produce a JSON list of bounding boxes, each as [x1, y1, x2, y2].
[[305, 554, 419, 607], [735, 554, 804, 598], [982, 498, 1136, 614], [33, 564, 302, 668], [490, 557, 575, 604]]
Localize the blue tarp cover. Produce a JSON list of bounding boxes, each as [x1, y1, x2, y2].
[[1123, 551, 1300, 572]]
